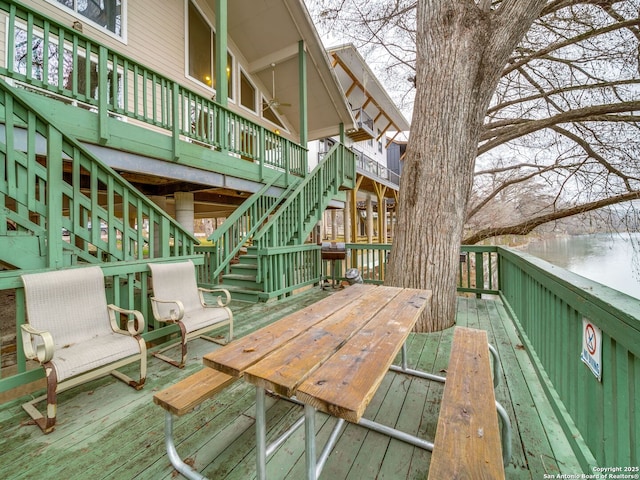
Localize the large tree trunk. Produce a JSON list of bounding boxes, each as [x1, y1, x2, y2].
[[385, 0, 546, 332]]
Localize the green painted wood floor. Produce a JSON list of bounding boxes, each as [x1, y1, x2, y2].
[[0, 288, 583, 479]]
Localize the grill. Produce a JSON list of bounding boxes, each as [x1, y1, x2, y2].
[[320, 241, 347, 261]]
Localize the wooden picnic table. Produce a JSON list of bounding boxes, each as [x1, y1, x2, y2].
[[203, 283, 431, 480]]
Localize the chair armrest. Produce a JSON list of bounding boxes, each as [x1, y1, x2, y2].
[[20, 324, 55, 363], [108, 305, 145, 335], [150, 297, 185, 322], [198, 287, 231, 307]]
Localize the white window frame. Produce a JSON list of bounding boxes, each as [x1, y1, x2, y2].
[[184, 0, 214, 93], [226, 50, 236, 103], [46, 0, 127, 43], [239, 67, 257, 114]]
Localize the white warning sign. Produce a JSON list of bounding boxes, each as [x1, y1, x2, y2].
[[580, 318, 602, 382]]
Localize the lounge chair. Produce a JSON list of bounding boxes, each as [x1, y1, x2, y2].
[[148, 260, 233, 368], [20, 266, 146, 433]]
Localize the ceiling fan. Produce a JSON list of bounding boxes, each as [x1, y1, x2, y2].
[[263, 63, 291, 112]]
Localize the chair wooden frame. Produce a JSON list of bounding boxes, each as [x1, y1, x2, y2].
[[149, 260, 233, 368]]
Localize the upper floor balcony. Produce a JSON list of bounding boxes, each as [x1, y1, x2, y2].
[[0, 0, 357, 199], [353, 148, 400, 187], [346, 107, 375, 142]]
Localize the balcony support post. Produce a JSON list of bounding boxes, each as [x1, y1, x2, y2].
[[215, 0, 228, 107], [298, 40, 308, 173]]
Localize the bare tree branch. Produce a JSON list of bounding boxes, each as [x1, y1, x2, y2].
[[480, 101, 640, 153], [463, 191, 640, 244]]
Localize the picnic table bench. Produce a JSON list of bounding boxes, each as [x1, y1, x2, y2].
[[428, 326, 509, 479], [153, 368, 237, 479]]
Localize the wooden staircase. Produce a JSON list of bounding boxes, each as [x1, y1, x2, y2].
[[0, 78, 197, 272], [221, 252, 262, 302], [214, 142, 356, 301]]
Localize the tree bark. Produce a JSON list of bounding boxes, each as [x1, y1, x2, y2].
[[385, 0, 547, 332]]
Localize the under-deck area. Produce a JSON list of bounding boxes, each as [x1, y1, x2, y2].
[[0, 289, 584, 479]]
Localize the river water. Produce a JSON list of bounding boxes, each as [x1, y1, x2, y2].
[[521, 233, 640, 300]]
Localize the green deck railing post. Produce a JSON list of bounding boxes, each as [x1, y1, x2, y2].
[[46, 126, 64, 268], [475, 251, 484, 298], [172, 83, 180, 160], [298, 40, 307, 149], [215, 0, 228, 107], [98, 46, 109, 143]]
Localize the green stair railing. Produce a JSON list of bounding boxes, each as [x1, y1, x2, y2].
[[197, 174, 300, 282], [250, 143, 355, 294], [252, 143, 355, 250], [1, 0, 306, 176], [0, 78, 197, 269]]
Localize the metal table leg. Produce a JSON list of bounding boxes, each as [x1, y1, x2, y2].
[[256, 387, 267, 480], [305, 404, 317, 480]]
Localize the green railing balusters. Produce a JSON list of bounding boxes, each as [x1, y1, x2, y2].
[[0, 78, 197, 267], [0, 1, 306, 176], [247, 143, 354, 294], [197, 174, 296, 281], [498, 247, 639, 470], [253, 143, 353, 253]]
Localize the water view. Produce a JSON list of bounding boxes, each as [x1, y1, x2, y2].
[[521, 233, 640, 300]]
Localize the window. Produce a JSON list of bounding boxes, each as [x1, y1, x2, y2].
[[226, 53, 234, 100], [240, 71, 256, 112], [378, 129, 383, 153], [52, 0, 124, 39], [188, 2, 213, 87], [187, 1, 233, 97]]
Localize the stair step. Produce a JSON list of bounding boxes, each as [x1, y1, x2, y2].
[[221, 285, 261, 303], [237, 254, 258, 266], [221, 273, 261, 290], [230, 263, 258, 273]]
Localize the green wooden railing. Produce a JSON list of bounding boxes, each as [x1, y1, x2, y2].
[[197, 174, 299, 282], [253, 143, 355, 251], [498, 248, 639, 471], [1, 0, 306, 177], [258, 244, 322, 299], [1, 242, 637, 470], [0, 78, 196, 269], [339, 243, 638, 468], [250, 143, 355, 295], [321, 243, 499, 293]]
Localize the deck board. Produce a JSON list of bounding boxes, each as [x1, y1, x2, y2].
[[0, 287, 585, 479]]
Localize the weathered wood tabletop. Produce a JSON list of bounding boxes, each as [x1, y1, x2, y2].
[[203, 283, 431, 422]]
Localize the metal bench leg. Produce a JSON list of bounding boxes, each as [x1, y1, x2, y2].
[[488, 343, 500, 388], [164, 412, 208, 480], [495, 400, 513, 467]]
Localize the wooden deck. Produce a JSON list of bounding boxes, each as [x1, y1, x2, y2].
[[0, 288, 582, 479]]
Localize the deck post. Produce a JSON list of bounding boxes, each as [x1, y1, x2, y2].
[[215, 0, 228, 107]]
